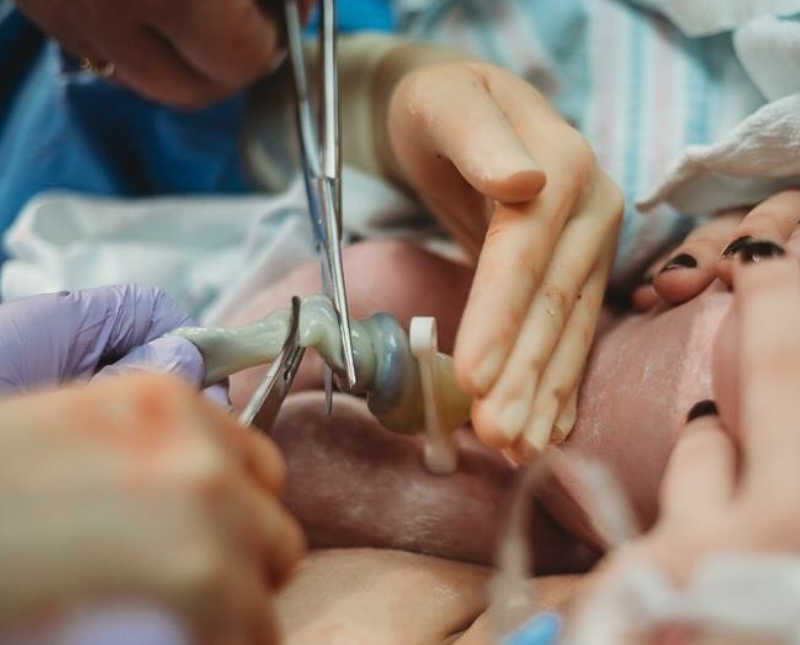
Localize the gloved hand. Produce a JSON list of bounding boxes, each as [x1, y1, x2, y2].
[[14, 0, 315, 108], [0, 284, 227, 405]]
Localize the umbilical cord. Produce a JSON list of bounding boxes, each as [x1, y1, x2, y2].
[[172, 295, 470, 434]]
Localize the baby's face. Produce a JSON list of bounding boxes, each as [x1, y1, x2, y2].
[[548, 284, 732, 545]]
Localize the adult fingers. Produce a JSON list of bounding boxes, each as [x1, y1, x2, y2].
[[230, 564, 281, 645], [190, 557, 280, 645], [208, 413, 288, 496], [95, 334, 232, 408], [515, 227, 616, 457], [733, 257, 800, 486], [552, 388, 578, 443], [455, 67, 604, 398], [95, 336, 205, 385], [228, 470, 305, 589], [469, 173, 622, 446], [390, 62, 545, 202], [96, 25, 231, 109], [389, 63, 545, 256], [652, 213, 741, 305], [150, 0, 281, 91], [658, 401, 736, 522], [157, 376, 286, 494], [0, 286, 191, 389], [109, 373, 284, 493], [717, 190, 800, 285], [13, 0, 106, 66], [75, 285, 193, 376]]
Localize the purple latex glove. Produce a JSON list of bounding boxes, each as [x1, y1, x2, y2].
[[0, 285, 228, 405], [0, 604, 191, 645]]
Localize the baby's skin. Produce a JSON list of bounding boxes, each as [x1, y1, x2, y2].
[[217, 239, 741, 645], [226, 240, 730, 563], [259, 195, 800, 644]]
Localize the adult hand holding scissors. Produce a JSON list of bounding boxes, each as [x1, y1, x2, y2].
[[15, 0, 315, 107]]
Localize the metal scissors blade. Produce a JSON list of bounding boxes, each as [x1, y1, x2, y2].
[[284, 0, 357, 391], [238, 296, 305, 429]]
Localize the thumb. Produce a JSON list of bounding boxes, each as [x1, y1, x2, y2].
[[93, 336, 230, 408]]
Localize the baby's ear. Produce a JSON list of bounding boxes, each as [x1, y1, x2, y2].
[[711, 302, 738, 438]]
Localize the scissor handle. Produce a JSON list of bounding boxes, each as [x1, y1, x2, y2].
[[238, 296, 305, 429]]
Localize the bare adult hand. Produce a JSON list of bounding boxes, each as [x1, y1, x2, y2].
[[597, 252, 800, 587], [388, 60, 623, 460], [15, 0, 314, 108], [0, 374, 304, 645]]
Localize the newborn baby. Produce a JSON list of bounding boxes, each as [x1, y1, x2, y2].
[[224, 239, 726, 567], [207, 235, 760, 645]]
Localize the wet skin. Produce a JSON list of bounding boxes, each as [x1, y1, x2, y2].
[[219, 240, 739, 645], [226, 240, 732, 563], [548, 283, 730, 546]]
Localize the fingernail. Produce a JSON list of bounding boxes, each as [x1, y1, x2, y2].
[[526, 415, 554, 451], [471, 346, 506, 394], [517, 151, 540, 172], [738, 239, 786, 264], [491, 377, 537, 440], [497, 397, 532, 439], [503, 612, 561, 645], [660, 253, 697, 273], [722, 235, 753, 257], [687, 399, 718, 422]]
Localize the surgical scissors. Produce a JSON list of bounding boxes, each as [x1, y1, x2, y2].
[[284, 0, 357, 402], [238, 296, 305, 428]]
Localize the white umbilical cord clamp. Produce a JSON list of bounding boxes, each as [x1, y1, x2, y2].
[[409, 317, 458, 475]]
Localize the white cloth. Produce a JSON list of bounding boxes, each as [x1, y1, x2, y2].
[[630, 0, 800, 37], [6, 2, 800, 303], [394, 0, 796, 284], [638, 93, 800, 215], [637, 3, 800, 216], [1, 168, 430, 321]]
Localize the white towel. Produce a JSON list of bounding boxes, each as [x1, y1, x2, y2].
[[630, 0, 800, 37], [637, 93, 800, 215], [0, 168, 430, 321], [636, 3, 800, 216]]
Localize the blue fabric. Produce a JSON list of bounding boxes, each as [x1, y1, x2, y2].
[[0, 12, 248, 264], [309, 0, 395, 32], [0, 0, 396, 265], [502, 612, 561, 645]]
